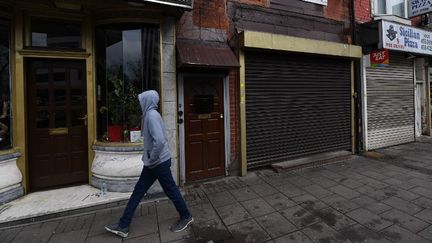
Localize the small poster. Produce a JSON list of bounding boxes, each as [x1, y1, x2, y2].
[[370, 49, 389, 68], [130, 130, 143, 143]]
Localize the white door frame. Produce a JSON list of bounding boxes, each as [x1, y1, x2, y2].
[[177, 73, 230, 185]]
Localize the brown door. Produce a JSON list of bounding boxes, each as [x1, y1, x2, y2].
[[184, 77, 225, 181], [27, 59, 88, 191]]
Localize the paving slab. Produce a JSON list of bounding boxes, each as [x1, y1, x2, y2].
[[191, 218, 231, 243], [241, 198, 275, 218], [274, 231, 313, 243], [227, 219, 270, 243], [301, 222, 353, 243], [281, 206, 321, 229], [321, 194, 361, 214], [215, 203, 251, 226], [380, 209, 429, 233], [339, 224, 391, 243], [381, 224, 429, 242], [345, 208, 394, 232], [263, 193, 296, 211], [255, 212, 297, 238]]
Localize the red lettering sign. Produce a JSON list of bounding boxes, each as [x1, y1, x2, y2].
[[370, 49, 389, 67]]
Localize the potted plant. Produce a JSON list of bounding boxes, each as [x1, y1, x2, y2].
[[99, 76, 143, 142]]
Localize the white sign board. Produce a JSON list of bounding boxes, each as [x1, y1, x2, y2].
[[303, 0, 327, 6], [409, 0, 432, 18], [380, 20, 432, 55]]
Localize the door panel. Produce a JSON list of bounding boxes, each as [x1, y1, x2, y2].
[[184, 77, 225, 181], [27, 60, 88, 191]]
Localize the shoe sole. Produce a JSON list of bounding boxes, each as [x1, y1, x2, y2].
[[171, 218, 194, 233], [104, 226, 129, 238]]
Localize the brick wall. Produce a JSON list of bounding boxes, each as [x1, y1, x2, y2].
[[355, 0, 372, 23], [324, 0, 349, 22]]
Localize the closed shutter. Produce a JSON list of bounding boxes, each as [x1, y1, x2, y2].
[[366, 52, 414, 150], [245, 51, 352, 168]]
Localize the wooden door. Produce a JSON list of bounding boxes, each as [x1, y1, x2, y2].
[[27, 59, 88, 191], [184, 77, 225, 181]]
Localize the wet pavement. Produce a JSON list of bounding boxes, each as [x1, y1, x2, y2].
[[1, 139, 432, 242]]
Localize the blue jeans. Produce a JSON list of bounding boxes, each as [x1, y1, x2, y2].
[[119, 159, 191, 228]]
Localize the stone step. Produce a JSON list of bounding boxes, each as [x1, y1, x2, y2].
[[271, 151, 353, 173]]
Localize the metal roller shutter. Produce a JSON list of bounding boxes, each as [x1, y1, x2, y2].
[[366, 52, 415, 150], [245, 51, 352, 168]]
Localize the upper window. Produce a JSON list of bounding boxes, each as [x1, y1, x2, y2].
[[96, 24, 160, 143], [373, 0, 408, 18], [0, 19, 12, 150], [31, 18, 82, 49]]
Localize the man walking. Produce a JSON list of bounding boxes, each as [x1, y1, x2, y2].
[[105, 90, 193, 238]]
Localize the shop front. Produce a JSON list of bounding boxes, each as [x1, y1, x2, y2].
[[0, 0, 192, 203], [238, 31, 362, 172], [360, 20, 432, 151]]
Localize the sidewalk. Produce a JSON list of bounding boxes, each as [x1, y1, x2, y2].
[[1, 143, 432, 242]]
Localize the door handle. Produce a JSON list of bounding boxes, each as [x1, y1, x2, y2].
[[79, 114, 88, 126], [220, 113, 224, 119]]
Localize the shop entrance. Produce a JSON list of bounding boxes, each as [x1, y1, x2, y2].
[[184, 77, 225, 181], [27, 59, 88, 191]]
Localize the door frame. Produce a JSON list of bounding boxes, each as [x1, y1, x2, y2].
[[178, 73, 230, 185]]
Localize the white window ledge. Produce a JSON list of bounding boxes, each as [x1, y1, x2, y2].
[[373, 15, 412, 25]]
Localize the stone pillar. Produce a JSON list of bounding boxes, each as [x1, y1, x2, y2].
[[161, 16, 179, 184], [0, 153, 23, 203]]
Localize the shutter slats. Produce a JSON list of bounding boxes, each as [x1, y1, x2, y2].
[[366, 52, 415, 150], [245, 51, 352, 168]]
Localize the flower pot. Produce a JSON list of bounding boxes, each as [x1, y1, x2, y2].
[[108, 125, 123, 142]]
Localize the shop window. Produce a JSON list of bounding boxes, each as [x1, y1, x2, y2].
[[373, 0, 408, 18], [31, 18, 82, 49], [0, 19, 12, 149], [96, 24, 160, 143]]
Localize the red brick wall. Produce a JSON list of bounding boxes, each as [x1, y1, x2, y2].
[[192, 0, 229, 30], [355, 0, 372, 23], [324, 0, 349, 22]]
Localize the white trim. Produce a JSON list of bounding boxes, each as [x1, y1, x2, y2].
[[362, 55, 369, 151], [177, 73, 230, 184], [178, 75, 186, 185], [223, 75, 230, 176]]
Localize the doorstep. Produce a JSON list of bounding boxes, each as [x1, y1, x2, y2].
[[272, 150, 354, 172], [0, 185, 165, 228]]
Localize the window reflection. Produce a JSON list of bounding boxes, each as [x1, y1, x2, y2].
[[31, 18, 82, 49], [96, 24, 160, 142]]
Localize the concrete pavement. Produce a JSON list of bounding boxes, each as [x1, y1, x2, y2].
[[1, 140, 432, 242]]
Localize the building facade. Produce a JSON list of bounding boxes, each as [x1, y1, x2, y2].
[[0, 0, 381, 204], [355, 0, 432, 151], [0, 0, 193, 203]]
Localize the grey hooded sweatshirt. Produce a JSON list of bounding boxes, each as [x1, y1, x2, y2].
[[138, 90, 170, 168]]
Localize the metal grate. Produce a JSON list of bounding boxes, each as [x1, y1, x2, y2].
[[366, 51, 415, 150], [245, 50, 352, 168]]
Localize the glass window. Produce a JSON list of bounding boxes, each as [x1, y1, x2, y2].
[[31, 18, 82, 49], [0, 19, 12, 149], [96, 24, 160, 143], [374, 0, 407, 18]]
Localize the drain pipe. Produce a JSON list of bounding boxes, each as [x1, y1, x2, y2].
[[350, 0, 363, 153]]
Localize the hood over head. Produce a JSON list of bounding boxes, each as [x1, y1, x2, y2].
[[138, 90, 159, 116]]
